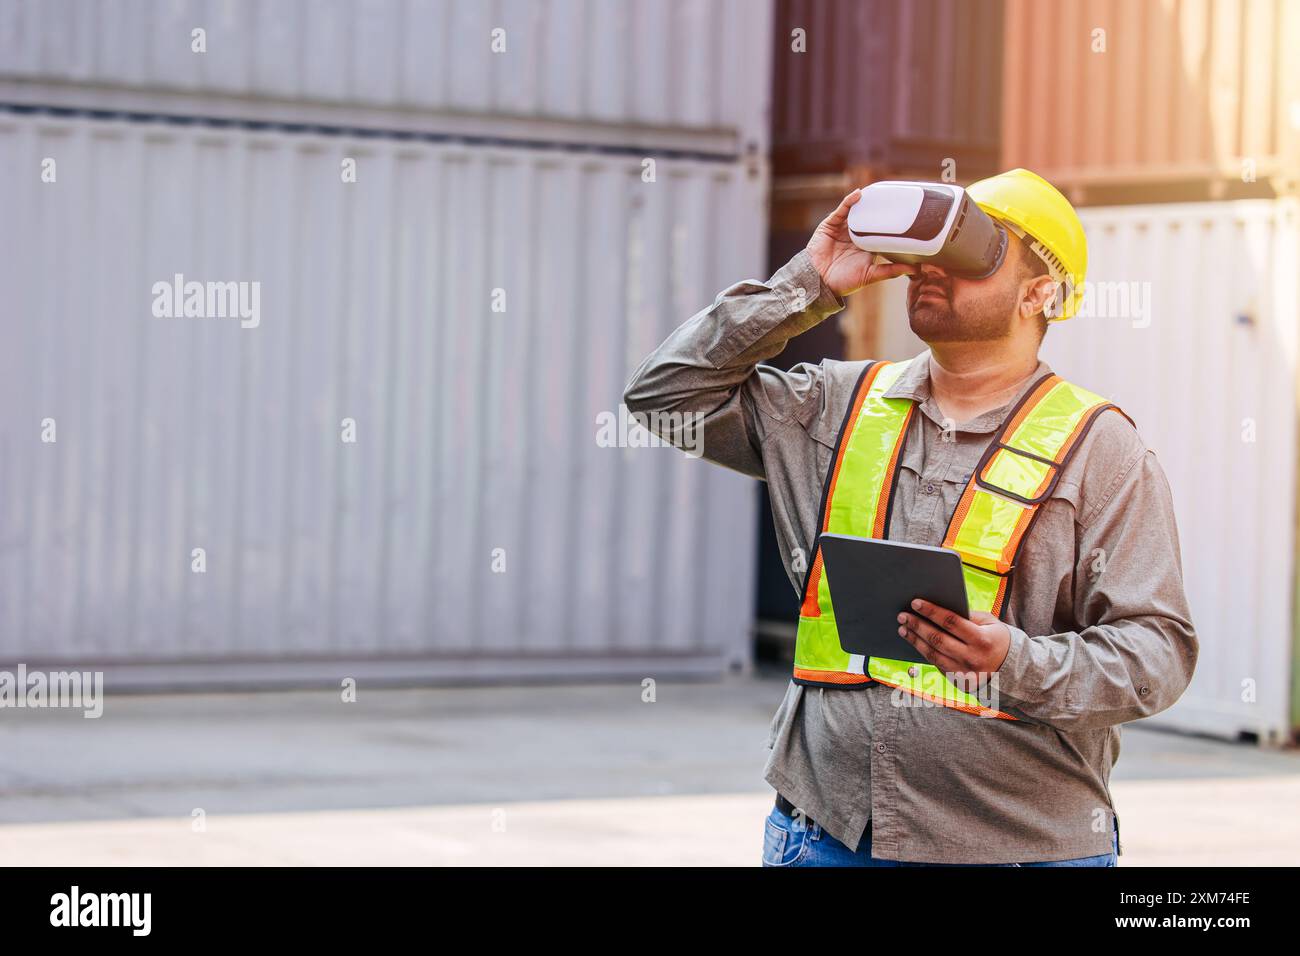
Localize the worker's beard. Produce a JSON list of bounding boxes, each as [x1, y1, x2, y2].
[[906, 276, 1017, 343]]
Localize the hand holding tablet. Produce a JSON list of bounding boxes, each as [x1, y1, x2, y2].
[[818, 534, 971, 663]]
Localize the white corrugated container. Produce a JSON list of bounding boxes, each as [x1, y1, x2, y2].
[[868, 199, 1300, 743], [0, 110, 766, 685], [0, 0, 773, 156], [1044, 200, 1299, 744]]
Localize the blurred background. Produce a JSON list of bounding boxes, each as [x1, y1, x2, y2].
[[0, 0, 1297, 865]]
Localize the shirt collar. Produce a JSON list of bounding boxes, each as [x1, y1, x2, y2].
[[882, 349, 1055, 434]]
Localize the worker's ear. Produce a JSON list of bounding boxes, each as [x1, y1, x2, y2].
[[1021, 275, 1059, 318]]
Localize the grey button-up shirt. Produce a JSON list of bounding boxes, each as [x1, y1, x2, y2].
[[623, 249, 1198, 864]]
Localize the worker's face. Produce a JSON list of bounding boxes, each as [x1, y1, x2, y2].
[[905, 230, 1033, 343]]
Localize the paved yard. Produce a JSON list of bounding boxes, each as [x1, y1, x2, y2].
[[0, 671, 1296, 865]]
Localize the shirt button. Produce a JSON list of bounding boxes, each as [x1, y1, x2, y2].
[[924, 482, 936, 495], [1138, 684, 1151, 697], [907, 665, 919, 678], [875, 742, 888, 754]]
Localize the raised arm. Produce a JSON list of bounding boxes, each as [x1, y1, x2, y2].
[[622, 189, 911, 477]]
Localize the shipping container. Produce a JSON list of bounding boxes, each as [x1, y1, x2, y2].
[[0, 108, 766, 686], [1044, 200, 1299, 744], [0, 0, 773, 158], [1001, 0, 1300, 204], [853, 199, 1300, 743], [770, 0, 1005, 178]]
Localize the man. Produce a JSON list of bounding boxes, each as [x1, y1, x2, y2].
[[623, 169, 1197, 866]]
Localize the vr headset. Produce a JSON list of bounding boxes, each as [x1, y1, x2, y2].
[[847, 181, 1008, 279]]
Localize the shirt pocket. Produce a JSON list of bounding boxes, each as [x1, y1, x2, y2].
[[1013, 477, 1085, 598], [896, 459, 974, 524], [807, 412, 840, 454]]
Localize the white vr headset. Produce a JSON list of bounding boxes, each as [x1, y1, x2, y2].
[[847, 181, 1009, 279]]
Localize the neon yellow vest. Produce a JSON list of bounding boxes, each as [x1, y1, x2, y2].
[[793, 357, 1130, 720]]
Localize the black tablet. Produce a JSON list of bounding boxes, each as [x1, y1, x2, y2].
[[818, 533, 971, 661]]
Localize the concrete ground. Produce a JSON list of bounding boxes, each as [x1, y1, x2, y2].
[[1, 669, 1297, 865]]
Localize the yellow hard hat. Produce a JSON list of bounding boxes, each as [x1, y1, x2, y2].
[[967, 168, 1087, 321]]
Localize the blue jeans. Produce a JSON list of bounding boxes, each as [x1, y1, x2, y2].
[[762, 804, 1118, 867]]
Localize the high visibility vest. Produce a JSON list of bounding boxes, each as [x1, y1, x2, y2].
[[793, 357, 1132, 720]]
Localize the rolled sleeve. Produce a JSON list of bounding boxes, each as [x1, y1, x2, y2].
[[621, 249, 846, 478], [701, 249, 845, 369]]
